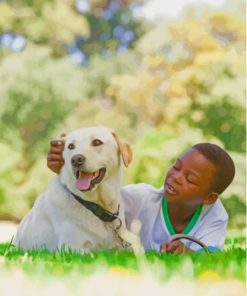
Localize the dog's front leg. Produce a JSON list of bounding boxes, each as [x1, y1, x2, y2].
[[58, 223, 92, 252], [116, 219, 145, 255]]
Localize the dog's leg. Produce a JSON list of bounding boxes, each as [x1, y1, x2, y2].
[[58, 223, 93, 252], [116, 220, 144, 255]]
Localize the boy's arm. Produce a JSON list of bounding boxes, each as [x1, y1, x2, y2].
[[47, 135, 65, 174], [160, 218, 228, 254]]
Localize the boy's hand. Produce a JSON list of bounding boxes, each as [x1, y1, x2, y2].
[[47, 134, 65, 174], [160, 240, 192, 254]]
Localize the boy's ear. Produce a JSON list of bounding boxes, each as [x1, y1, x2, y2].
[[203, 192, 218, 205]]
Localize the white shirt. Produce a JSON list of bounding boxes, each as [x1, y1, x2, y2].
[[121, 183, 228, 252]]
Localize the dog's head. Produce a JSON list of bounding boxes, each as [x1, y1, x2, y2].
[[60, 126, 132, 193]]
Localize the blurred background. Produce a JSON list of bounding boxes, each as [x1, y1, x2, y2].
[[0, 0, 245, 230]]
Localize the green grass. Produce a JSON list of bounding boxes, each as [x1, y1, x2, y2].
[[0, 237, 246, 281]]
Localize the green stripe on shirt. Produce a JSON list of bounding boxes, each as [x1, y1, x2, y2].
[[162, 198, 203, 235]]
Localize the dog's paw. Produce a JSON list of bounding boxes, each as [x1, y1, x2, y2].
[[117, 226, 144, 256], [82, 240, 93, 250], [130, 219, 142, 235]]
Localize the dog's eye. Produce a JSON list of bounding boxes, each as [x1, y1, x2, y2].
[[92, 139, 103, 146], [68, 143, 75, 150]]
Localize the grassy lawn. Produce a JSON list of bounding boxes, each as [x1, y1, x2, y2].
[[0, 237, 245, 296], [0, 236, 245, 281]]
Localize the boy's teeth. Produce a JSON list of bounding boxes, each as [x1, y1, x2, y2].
[[168, 184, 176, 193]]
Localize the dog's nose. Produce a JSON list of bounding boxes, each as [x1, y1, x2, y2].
[[71, 154, 86, 166]]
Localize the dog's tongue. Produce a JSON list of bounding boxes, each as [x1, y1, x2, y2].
[[76, 172, 94, 190]]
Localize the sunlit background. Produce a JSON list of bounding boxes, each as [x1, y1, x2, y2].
[[0, 0, 245, 231]]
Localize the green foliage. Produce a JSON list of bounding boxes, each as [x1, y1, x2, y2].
[[126, 125, 210, 187], [80, 52, 139, 98], [2, 0, 146, 57], [0, 47, 82, 160], [0, 239, 246, 281], [82, 8, 145, 57], [221, 152, 246, 229], [2, 82, 68, 156], [188, 97, 245, 152], [182, 51, 245, 152], [0, 142, 54, 218]]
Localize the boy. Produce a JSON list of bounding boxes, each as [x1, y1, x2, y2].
[[47, 140, 235, 253]]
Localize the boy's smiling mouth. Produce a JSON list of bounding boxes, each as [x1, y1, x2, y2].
[[165, 183, 177, 195]]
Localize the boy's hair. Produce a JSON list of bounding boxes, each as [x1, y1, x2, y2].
[[192, 143, 235, 195]]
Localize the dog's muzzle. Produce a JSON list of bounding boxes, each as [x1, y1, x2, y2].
[[71, 154, 106, 191]]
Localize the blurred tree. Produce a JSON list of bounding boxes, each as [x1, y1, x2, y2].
[[1, 0, 146, 60], [80, 51, 139, 99], [105, 9, 245, 151], [0, 46, 87, 181], [183, 51, 245, 152], [169, 11, 245, 153], [0, 0, 89, 56]]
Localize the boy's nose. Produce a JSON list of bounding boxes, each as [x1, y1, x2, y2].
[[173, 172, 183, 185]]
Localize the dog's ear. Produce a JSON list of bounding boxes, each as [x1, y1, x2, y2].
[[112, 132, 132, 167]]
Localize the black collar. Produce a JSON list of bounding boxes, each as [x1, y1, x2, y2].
[[61, 183, 120, 222]]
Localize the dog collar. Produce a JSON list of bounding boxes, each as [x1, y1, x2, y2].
[[61, 183, 120, 223]]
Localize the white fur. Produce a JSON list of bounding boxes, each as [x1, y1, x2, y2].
[[14, 126, 143, 254]]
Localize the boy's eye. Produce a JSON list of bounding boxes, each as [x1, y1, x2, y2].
[[92, 139, 103, 146], [68, 143, 75, 150], [187, 179, 195, 184], [172, 165, 179, 171], [187, 177, 197, 185]]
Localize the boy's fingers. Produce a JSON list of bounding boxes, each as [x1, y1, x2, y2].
[[47, 160, 64, 167], [160, 243, 168, 253], [47, 161, 64, 166], [48, 137, 65, 175], [173, 244, 184, 254], [50, 147, 64, 154], [47, 154, 64, 161], [167, 241, 190, 254], [46, 161, 64, 174], [167, 241, 180, 252], [50, 140, 64, 147]]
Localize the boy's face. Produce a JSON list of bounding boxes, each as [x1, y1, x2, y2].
[[164, 148, 218, 206]]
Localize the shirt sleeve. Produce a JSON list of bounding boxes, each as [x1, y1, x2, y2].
[[188, 217, 228, 252], [120, 184, 163, 250], [120, 184, 150, 230]]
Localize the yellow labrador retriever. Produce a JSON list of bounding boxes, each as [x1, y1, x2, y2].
[[14, 126, 143, 254]]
